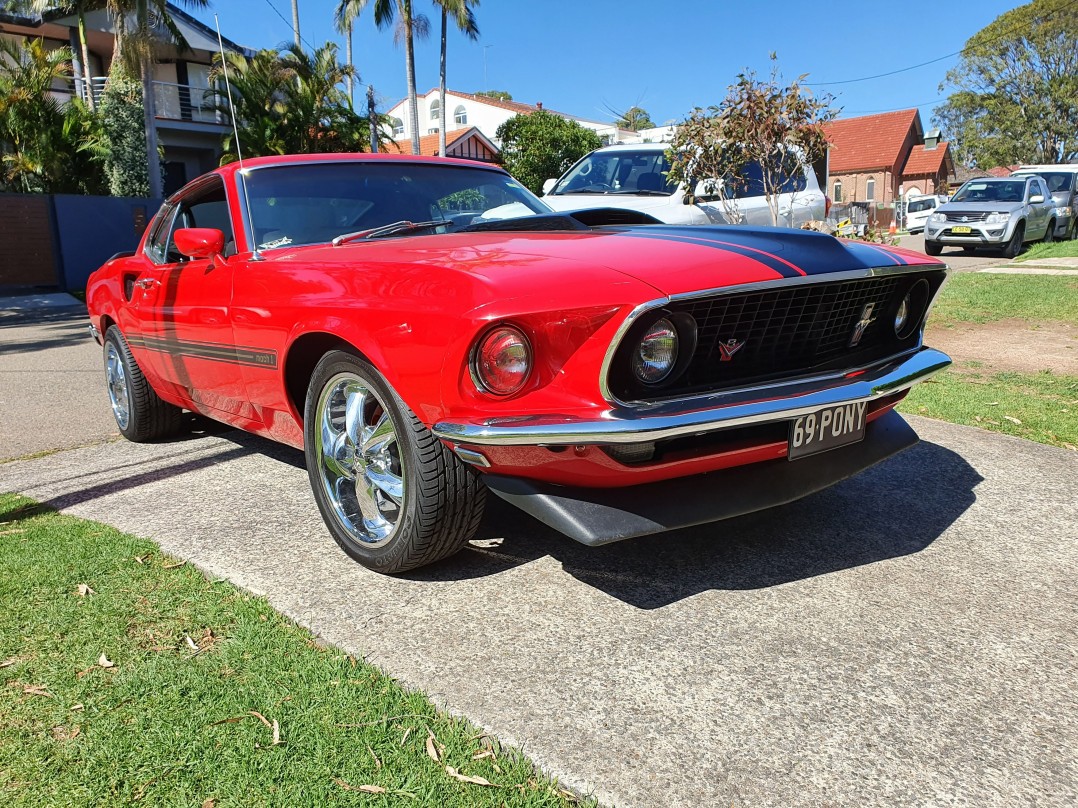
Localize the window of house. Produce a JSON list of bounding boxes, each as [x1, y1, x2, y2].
[[430, 99, 441, 121], [454, 105, 467, 125], [428, 127, 439, 135], [390, 117, 404, 137], [866, 178, 875, 202], [833, 180, 842, 203]]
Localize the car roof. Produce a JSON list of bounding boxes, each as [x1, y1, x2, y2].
[[589, 143, 669, 153], [214, 152, 510, 180], [1014, 164, 1078, 172]]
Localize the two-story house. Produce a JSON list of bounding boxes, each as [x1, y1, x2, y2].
[[0, 2, 249, 194]]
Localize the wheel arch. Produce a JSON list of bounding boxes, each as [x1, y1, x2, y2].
[[283, 332, 374, 425]]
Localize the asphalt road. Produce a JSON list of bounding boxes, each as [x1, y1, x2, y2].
[[1, 417, 1075, 803], [895, 233, 1010, 272]]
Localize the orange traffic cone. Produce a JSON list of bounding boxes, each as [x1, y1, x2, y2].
[[888, 220, 897, 236]]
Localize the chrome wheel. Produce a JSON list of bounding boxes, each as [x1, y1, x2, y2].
[[314, 372, 404, 547], [105, 341, 130, 429]]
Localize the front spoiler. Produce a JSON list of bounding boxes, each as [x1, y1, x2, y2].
[[434, 347, 950, 447], [483, 409, 918, 546]]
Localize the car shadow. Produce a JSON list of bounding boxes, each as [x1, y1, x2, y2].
[[409, 439, 982, 609], [198, 427, 982, 611], [0, 314, 92, 355]]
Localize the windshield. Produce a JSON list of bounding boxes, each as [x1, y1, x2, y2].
[[907, 198, 936, 213], [1012, 172, 1075, 194], [241, 161, 552, 249], [951, 180, 1027, 203], [552, 150, 678, 196]]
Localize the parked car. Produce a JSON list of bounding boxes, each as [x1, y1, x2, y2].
[[86, 154, 950, 574], [904, 194, 945, 234], [923, 175, 1057, 257], [541, 142, 828, 227], [1010, 165, 1078, 240]]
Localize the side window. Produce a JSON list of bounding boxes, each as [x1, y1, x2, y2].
[[163, 180, 235, 262], [144, 204, 178, 264]]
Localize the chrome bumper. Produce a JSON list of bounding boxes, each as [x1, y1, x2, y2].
[[433, 347, 951, 446]]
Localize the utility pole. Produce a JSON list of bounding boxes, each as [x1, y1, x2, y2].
[[291, 0, 301, 49], [368, 85, 379, 153], [483, 45, 492, 91]]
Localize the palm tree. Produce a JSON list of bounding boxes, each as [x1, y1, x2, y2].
[[335, 0, 427, 155], [31, 1, 108, 110], [433, 0, 478, 157], [332, 0, 358, 108]]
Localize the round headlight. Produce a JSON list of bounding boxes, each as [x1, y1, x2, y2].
[[894, 295, 910, 335], [633, 318, 678, 384], [474, 325, 531, 396]]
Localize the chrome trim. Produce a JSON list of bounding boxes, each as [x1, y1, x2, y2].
[[453, 447, 491, 467], [87, 323, 101, 344], [597, 262, 947, 405], [433, 346, 951, 447]]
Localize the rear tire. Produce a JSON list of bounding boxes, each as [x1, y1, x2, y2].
[[924, 240, 943, 256], [304, 351, 486, 574], [103, 326, 183, 442], [1003, 223, 1025, 259]]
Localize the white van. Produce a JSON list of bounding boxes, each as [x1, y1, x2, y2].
[[904, 195, 944, 234], [541, 143, 828, 228]]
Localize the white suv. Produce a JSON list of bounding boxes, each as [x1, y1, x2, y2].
[[541, 143, 827, 228]]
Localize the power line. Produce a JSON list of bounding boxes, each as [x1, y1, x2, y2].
[[809, 0, 1078, 86]]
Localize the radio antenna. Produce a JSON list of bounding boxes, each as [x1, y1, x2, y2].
[[214, 14, 261, 259]]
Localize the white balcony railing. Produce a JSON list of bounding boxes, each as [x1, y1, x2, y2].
[[58, 77, 228, 126]]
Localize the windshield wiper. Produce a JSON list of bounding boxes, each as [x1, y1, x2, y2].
[[556, 188, 609, 195], [610, 189, 670, 196], [332, 219, 450, 246]]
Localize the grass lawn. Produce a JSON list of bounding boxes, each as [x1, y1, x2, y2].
[[900, 369, 1077, 449], [0, 494, 589, 807], [926, 273, 1078, 325], [1015, 238, 1078, 263]]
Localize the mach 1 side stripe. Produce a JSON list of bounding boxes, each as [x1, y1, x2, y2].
[[613, 231, 804, 278], [127, 334, 278, 369]]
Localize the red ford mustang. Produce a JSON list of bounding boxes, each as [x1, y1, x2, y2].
[[86, 154, 951, 573]]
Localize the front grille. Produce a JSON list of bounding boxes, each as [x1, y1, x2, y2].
[[607, 270, 946, 402], [944, 211, 989, 222]]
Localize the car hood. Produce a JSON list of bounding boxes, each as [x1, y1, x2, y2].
[[266, 225, 940, 300]]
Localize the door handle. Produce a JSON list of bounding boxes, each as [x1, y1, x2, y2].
[[133, 278, 159, 290]]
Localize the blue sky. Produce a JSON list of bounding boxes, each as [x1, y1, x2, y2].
[[193, 0, 1023, 127]]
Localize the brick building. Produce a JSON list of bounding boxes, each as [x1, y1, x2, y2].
[[824, 109, 955, 219]]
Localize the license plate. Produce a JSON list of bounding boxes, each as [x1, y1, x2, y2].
[[789, 402, 867, 460], [951, 225, 972, 234]]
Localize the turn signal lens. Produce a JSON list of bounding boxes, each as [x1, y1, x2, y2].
[[632, 318, 678, 384], [475, 325, 531, 396], [894, 295, 910, 335]]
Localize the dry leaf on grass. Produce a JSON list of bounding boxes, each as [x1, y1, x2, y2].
[[71, 703, 84, 711], [162, 560, 186, 570], [472, 749, 495, 761], [201, 799, 215, 808], [0, 657, 20, 669], [425, 729, 442, 763], [76, 583, 95, 597], [249, 711, 272, 728], [1003, 415, 1022, 425], [184, 635, 200, 653], [98, 654, 115, 669], [400, 726, 412, 746], [272, 720, 281, 746], [332, 778, 386, 794], [23, 684, 52, 698], [134, 555, 148, 564], [0, 528, 26, 536], [51, 725, 80, 741], [445, 765, 498, 787], [368, 744, 382, 769]]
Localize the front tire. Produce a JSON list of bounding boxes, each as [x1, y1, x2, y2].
[[304, 351, 485, 573], [1043, 219, 1055, 243], [103, 326, 183, 442], [924, 240, 943, 256], [1003, 222, 1025, 258]]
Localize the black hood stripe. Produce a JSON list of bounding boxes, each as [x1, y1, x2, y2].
[[613, 231, 803, 278]]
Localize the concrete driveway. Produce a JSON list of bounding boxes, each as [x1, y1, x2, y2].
[[895, 233, 1010, 272], [1, 302, 1075, 806]]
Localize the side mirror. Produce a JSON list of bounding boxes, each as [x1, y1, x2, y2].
[[541, 178, 557, 195], [174, 228, 225, 260], [1029, 194, 1045, 204]]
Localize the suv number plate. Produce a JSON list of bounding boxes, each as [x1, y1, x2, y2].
[[789, 402, 867, 460]]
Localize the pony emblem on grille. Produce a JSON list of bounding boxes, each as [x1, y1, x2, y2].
[[849, 303, 876, 347]]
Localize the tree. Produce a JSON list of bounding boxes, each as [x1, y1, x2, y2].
[[434, 0, 479, 157], [933, 0, 1078, 167], [495, 109, 602, 194], [475, 89, 510, 101], [666, 58, 836, 226], [615, 105, 653, 131], [0, 37, 106, 193], [100, 66, 150, 195], [211, 43, 384, 162], [31, 1, 108, 111], [337, 0, 428, 155], [333, 0, 360, 107]]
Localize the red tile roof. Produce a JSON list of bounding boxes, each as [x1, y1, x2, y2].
[[986, 165, 1020, 177], [824, 109, 920, 173], [903, 143, 949, 176], [390, 127, 473, 156]]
